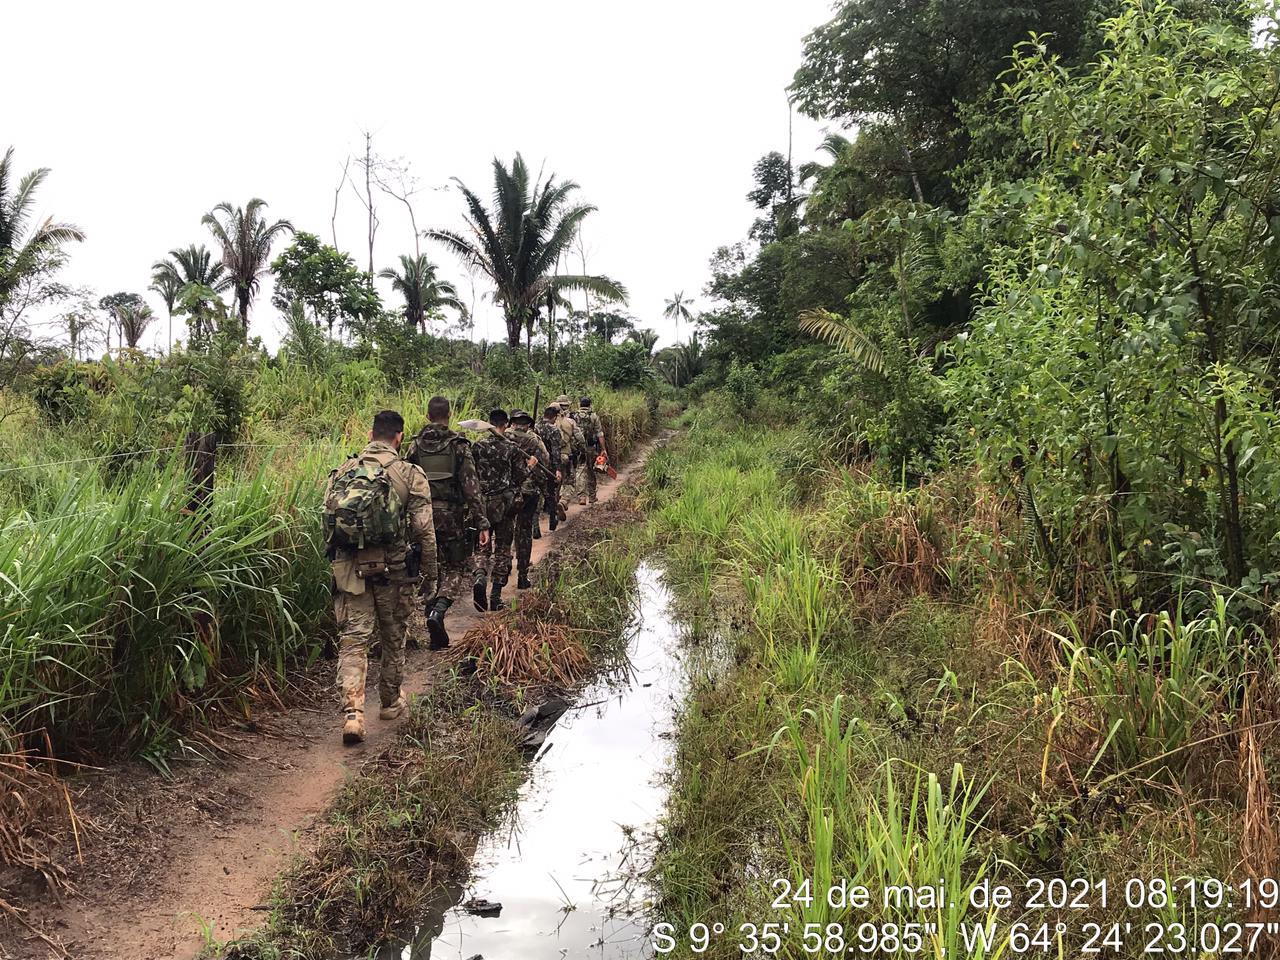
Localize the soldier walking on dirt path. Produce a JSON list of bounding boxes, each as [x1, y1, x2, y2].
[[555, 394, 586, 515], [470, 409, 533, 612], [507, 409, 551, 590], [406, 395, 490, 650], [574, 395, 606, 505], [535, 405, 564, 532], [323, 410, 437, 745]]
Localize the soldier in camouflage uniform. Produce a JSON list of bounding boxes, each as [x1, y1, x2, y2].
[[406, 395, 490, 649], [507, 409, 551, 590], [325, 410, 437, 745], [574, 395, 607, 505], [470, 409, 533, 611], [555, 394, 587, 514], [534, 405, 564, 531]]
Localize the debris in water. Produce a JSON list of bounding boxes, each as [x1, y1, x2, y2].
[[463, 897, 503, 917]]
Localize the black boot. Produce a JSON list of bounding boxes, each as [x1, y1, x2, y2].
[[517, 571, 532, 590], [532, 521, 541, 540], [473, 572, 488, 612], [489, 582, 506, 610], [426, 598, 453, 650]]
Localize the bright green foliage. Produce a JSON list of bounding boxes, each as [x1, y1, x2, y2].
[[948, 3, 1280, 592], [271, 231, 379, 338]]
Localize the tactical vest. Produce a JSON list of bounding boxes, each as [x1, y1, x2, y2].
[[414, 435, 463, 504]]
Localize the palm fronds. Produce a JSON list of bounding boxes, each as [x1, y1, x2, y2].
[[798, 308, 886, 375]]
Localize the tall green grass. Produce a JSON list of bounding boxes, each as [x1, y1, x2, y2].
[[0, 454, 328, 756]]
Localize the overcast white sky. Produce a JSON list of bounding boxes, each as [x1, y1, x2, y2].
[[8, 0, 837, 353]]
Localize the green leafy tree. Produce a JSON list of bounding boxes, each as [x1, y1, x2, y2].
[[98, 292, 146, 352], [271, 231, 379, 338], [583, 308, 635, 343], [949, 2, 1280, 591], [378, 253, 467, 333], [202, 199, 293, 336], [427, 153, 628, 349]]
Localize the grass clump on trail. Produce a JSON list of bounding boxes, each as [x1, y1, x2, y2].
[[220, 526, 643, 958], [640, 415, 1277, 957]]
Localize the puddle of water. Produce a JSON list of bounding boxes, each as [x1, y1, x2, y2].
[[383, 562, 686, 960]]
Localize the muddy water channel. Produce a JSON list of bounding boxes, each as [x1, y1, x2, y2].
[[380, 563, 687, 960]]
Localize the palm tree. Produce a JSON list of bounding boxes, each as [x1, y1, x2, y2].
[[148, 272, 181, 353], [202, 199, 293, 336], [797, 132, 852, 186], [378, 253, 467, 333], [117, 302, 155, 350], [0, 147, 85, 320], [627, 328, 659, 355], [153, 244, 230, 350], [662, 291, 694, 345], [427, 154, 627, 349]]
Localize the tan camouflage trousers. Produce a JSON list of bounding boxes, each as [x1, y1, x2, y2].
[[557, 459, 578, 509], [335, 581, 412, 714]]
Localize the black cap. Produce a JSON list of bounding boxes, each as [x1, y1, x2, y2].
[[580, 396, 592, 407], [510, 408, 533, 423]]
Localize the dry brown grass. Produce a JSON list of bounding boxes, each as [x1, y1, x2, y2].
[[446, 610, 590, 691]]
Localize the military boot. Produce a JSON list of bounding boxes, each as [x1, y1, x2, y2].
[[342, 709, 366, 745], [532, 521, 541, 540], [517, 571, 532, 590], [489, 582, 506, 610], [379, 693, 407, 721], [427, 598, 453, 650], [473, 571, 488, 612]]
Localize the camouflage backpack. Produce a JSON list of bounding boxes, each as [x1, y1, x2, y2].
[[576, 410, 599, 446], [324, 455, 405, 551]]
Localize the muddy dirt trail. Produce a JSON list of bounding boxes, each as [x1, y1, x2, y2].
[[12, 439, 661, 960]]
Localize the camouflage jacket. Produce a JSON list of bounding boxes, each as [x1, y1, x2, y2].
[[508, 426, 551, 496], [473, 430, 529, 502], [534, 420, 562, 475], [326, 440, 437, 594], [406, 423, 490, 544], [557, 413, 586, 465]]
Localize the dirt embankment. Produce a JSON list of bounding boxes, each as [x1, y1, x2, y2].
[[1, 438, 661, 960]]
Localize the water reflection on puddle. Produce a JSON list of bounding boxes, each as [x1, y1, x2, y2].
[[383, 563, 686, 960]]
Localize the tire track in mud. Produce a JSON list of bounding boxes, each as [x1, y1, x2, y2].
[[16, 439, 661, 960]]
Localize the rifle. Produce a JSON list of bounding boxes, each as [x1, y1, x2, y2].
[[533, 384, 541, 421]]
